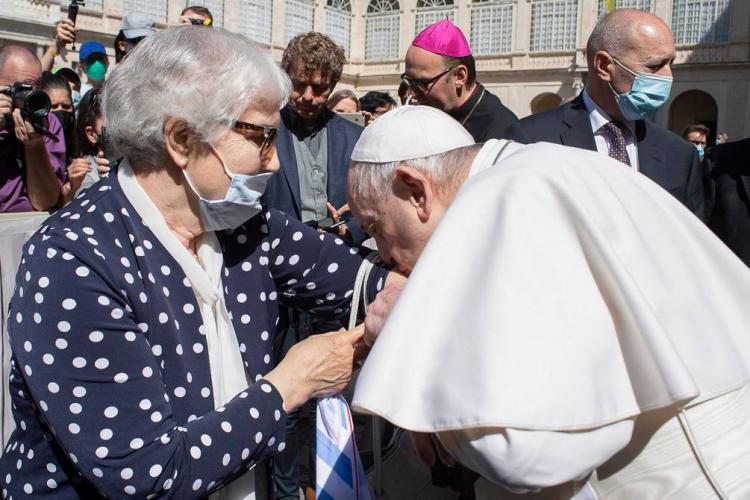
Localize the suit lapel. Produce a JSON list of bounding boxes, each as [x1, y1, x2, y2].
[[560, 95, 597, 151], [635, 120, 667, 180], [278, 107, 302, 212], [325, 112, 343, 204]]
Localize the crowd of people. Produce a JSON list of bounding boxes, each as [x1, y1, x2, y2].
[[0, 4, 749, 500]]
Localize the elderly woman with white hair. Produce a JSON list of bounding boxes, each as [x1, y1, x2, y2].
[[0, 27, 395, 498]]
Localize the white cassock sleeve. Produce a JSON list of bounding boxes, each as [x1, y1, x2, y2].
[[436, 419, 635, 494]]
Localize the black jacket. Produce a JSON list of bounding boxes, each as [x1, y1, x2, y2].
[[706, 138, 750, 266], [519, 94, 705, 219], [449, 83, 528, 143]]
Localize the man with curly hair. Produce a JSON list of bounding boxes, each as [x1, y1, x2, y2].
[[262, 32, 366, 500]]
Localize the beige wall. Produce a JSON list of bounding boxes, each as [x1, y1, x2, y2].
[[2, 0, 748, 140]]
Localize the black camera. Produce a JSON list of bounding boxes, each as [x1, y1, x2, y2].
[[2, 82, 51, 125]]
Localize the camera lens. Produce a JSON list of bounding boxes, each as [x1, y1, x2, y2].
[[22, 89, 51, 119]]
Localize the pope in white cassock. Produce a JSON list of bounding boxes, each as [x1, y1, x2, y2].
[[347, 105, 750, 499]]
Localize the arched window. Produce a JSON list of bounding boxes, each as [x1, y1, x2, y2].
[[671, 0, 731, 45], [184, 0, 224, 27], [530, 92, 563, 114], [123, 0, 167, 23], [366, 0, 400, 61], [238, 0, 273, 45], [415, 0, 455, 34], [529, 0, 578, 52], [326, 0, 352, 57], [598, 0, 651, 17], [284, 0, 315, 45], [669, 90, 718, 143], [470, 0, 513, 55]]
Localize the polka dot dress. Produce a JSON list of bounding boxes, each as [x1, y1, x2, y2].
[[1, 172, 388, 498]]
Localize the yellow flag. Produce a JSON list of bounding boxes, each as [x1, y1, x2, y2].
[[604, 0, 616, 12]]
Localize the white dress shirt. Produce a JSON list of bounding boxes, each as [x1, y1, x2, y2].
[[582, 89, 639, 171]]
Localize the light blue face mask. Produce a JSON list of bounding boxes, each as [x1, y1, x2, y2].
[[609, 58, 673, 122], [182, 146, 273, 232], [695, 143, 705, 160], [72, 90, 81, 111]]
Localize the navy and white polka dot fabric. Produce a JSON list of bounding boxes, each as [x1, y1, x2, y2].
[[1, 171, 387, 498]]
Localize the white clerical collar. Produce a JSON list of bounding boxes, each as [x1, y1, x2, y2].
[[582, 88, 635, 136], [468, 139, 516, 178]]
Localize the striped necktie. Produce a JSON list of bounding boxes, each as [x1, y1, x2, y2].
[[602, 121, 632, 167], [316, 395, 372, 500]]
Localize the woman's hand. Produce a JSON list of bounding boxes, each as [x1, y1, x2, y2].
[[95, 151, 110, 176], [265, 324, 364, 412], [67, 157, 92, 194]]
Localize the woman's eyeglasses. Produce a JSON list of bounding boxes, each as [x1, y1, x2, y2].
[[232, 121, 278, 160]]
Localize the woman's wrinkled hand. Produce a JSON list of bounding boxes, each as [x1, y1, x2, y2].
[[265, 324, 364, 412]]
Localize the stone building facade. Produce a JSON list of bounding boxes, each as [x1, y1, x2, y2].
[[1, 0, 748, 140]]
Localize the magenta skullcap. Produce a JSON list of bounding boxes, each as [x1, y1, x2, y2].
[[411, 18, 471, 58]]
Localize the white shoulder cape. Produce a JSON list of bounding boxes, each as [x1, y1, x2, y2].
[[352, 141, 750, 432]]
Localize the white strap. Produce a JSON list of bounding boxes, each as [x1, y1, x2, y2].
[[348, 252, 380, 330]]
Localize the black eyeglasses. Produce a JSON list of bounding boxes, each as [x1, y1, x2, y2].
[[400, 66, 456, 94], [232, 121, 278, 159]]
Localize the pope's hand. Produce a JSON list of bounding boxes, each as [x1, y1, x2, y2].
[[364, 280, 405, 347], [410, 432, 456, 468]]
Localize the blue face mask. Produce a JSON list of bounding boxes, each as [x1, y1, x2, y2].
[[609, 58, 673, 122], [72, 90, 81, 111], [695, 143, 705, 160], [182, 146, 273, 232]]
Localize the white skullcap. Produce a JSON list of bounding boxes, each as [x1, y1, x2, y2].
[[350, 105, 475, 163]]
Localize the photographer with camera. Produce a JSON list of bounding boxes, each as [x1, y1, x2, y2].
[[0, 46, 67, 213]]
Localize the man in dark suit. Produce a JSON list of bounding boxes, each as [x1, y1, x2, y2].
[[402, 19, 527, 143], [263, 32, 366, 244], [520, 9, 704, 219], [262, 31, 364, 500], [706, 138, 750, 266]]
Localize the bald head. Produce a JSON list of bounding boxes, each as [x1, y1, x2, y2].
[[586, 9, 673, 67], [0, 45, 42, 87]]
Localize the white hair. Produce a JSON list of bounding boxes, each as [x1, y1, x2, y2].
[[348, 144, 482, 208], [104, 26, 291, 167]]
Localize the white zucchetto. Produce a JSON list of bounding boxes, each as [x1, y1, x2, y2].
[[350, 105, 474, 163]]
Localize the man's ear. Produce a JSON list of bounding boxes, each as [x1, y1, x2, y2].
[[453, 64, 469, 89], [163, 117, 192, 168], [395, 165, 434, 223], [594, 51, 614, 82]]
